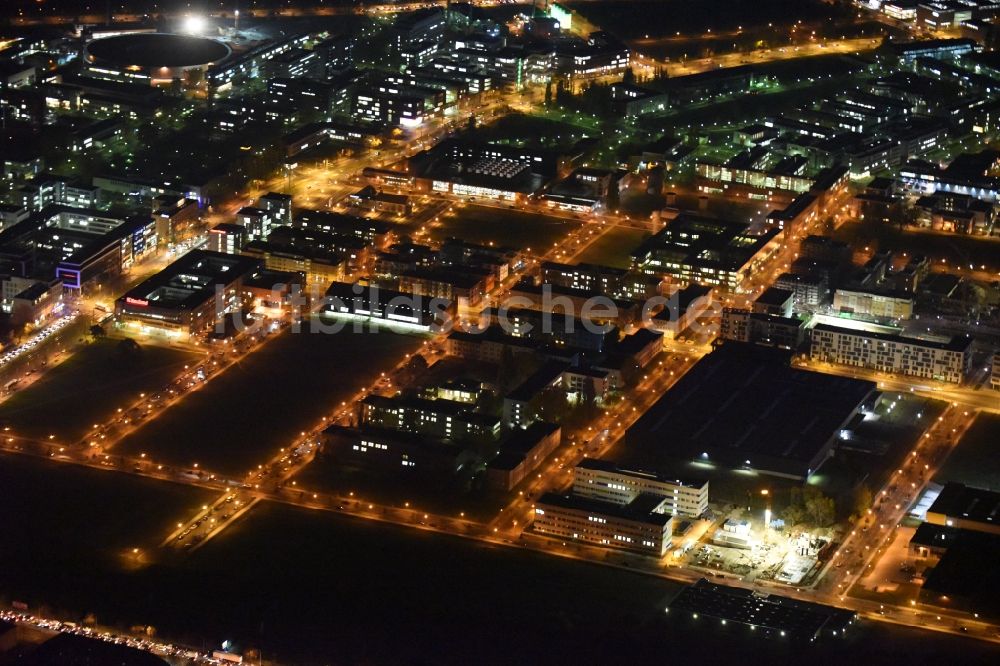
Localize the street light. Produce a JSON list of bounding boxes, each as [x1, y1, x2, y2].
[[761, 489, 771, 544]]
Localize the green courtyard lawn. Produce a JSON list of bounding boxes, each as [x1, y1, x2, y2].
[[574, 226, 651, 269], [428, 204, 581, 253]]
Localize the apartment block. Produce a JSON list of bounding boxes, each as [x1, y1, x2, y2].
[[810, 323, 971, 384]]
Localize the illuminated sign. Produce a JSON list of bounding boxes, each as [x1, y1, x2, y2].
[[125, 297, 149, 307]]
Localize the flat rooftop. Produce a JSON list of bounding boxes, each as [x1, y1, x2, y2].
[[755, 287, 793, 308], [668, 578, 856, 640], [536, 492, 672, 527], [922, 528, 1000, 614], [577, 457, 707, 489], [625, 344, 876, 478], [927, 482, 1000, 524], [813, 323, 972, 353], [631, 213, 780, 273], [120, 250, 260, 310]]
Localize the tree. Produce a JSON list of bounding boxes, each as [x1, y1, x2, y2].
[[115, 338, 142, 361], [622, 67, 636, 85], [544, 81, 554, 107], [555, 80, 570, 107], [803, 486, 836, 527], [852, 484, 873, 518], [782, 504, 807, 527], [529, 387, 571, 423], [89, 324, 106, 340]]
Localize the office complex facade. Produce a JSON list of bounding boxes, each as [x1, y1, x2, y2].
[[833, 288, 914, 320], [573, 458, 709, 518], [631, 213, 783, 292], [359, 394, 500, 443], [115, 250, 261, 339], [533, 492, 673, 556]]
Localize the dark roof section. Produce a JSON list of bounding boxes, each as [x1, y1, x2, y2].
[[85, 33, 231, 68], [537, 492, 672, 527], [922, 528, 1000, 614], [927, 482, 1000, 525], [668, 578, 856, 640], [625, 343, 876, 478]]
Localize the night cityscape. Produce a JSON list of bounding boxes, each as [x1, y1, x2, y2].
[[1, 0, 1000, 663]]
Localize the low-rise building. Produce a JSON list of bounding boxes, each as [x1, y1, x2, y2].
[[10, 280, 63, 327], [0, 206, 157, 290], [573, 458, 708, 518], [925, 482, 1000, 536], [236, 206, 282, 241], [152, 195, 200, 247], [347, 185, 412, 216], [533, 492, 673, 556], [445, 326, 538, 363], [540, 261, 660, 300], [631, 213, 783, 293], [720, 309, 806, 350], [115, 250, 261, 339], [324, 280, 449, 330], [207, 223, 248, 254], [359, 394, 500, 443], [15, 175, 101, 212], [0, 204, 29, 231], [241, 241, 348, 291], [321, 424, 470, 475], [484, 421, 562, 491], [397, 266, 490, 311], [775, 271, 829, 309], [753, 287, 794, 317], [833, 287, 915, 320], [650, 284, 714, 340]]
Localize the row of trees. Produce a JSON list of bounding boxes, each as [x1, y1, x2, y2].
[[782, 485, 836, 528], [777, 483, 873, 528]]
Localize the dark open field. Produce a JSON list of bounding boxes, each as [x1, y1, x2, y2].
[[428, 203, 581, 252], [935, 412, 1000, 490], [0, 338, 199, 443], [1, 457, 998, 663], [114, 324, 422, 476]]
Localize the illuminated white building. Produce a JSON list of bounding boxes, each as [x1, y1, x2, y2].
[[810, 323, 972, 384], [533, 492, 673, 556], [573, 458, 709, 518]]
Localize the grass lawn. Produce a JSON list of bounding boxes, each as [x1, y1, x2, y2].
[[114, 323, 422, 476], [574, 226, 650, 268], [467, 112, 593, 150], [428, 204, 580, 252], [0, 337, 199, 443]]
